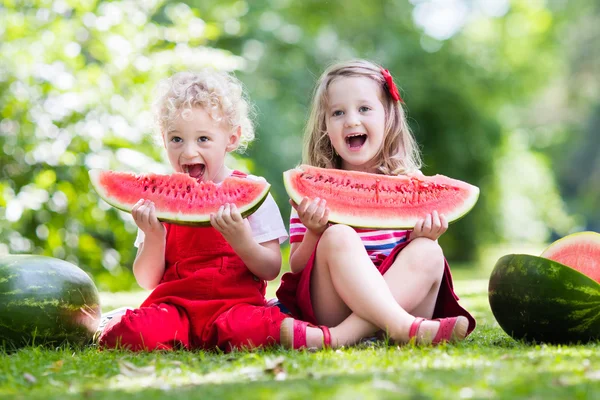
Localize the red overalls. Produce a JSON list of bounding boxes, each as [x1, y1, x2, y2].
[[99, 174, 288, 352]]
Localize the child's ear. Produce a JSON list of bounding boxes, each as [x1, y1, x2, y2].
[[226, 126, 242, 152]]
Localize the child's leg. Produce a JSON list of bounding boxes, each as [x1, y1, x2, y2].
[[329, 238, 446, 345], [310, 225, 445, 345], [309, 225, 413, 341], [98, 303, 190, 351], [383, 237, 444, 317], [213, 304, 286, 351]]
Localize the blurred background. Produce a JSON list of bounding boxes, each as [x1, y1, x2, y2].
[[1, 0, 598, 292]]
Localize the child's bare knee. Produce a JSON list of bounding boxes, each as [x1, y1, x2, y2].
[[406, 238, 444, 272], [320, 224, 359, 249]]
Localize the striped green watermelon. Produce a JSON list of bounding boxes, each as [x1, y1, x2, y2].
[[488, 253, 600, 344], [283, 165, 479, 229], [0, 255, 101, 348], [89, 169, 270, 226]]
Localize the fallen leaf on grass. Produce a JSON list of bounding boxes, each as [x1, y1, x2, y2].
[[118, 360, 156, 377], [50, 360, 64, 372], [239, 366, 263, 381], [264, 356, 285, 371], [23, 373, 37, 384], [48, 378, 63, 387], [264, 356, 287, 381], [42, 360, 66, 376]]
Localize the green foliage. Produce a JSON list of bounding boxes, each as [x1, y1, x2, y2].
[[1, 0, 596, 289], [204, 0, 578, 259], [0, 0, 245, 290]]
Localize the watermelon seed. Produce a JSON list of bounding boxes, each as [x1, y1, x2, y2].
[[144, 186, 148, 191], [152, 187, 156, 193]]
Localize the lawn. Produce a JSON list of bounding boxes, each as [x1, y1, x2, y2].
[[1, 274, 599, 399]]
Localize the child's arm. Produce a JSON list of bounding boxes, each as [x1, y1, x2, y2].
[[131, 200, 166, 290], [210, 203, 281, 281], [289, 230, 321, 273], [231, 237, 281, 281], [288, 197, 329, 274]]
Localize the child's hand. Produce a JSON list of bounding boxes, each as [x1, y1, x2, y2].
[[210, 203, 252, 243], [291, 197, 329, 236], [132, 199, 166, 239], [409, 210, 448, 241]]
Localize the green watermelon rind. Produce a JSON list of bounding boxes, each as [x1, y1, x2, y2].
[[488, 253, 600, 344], [0, 255, 101, 349], [89, 169, 271, 226], [283, 165, 480, 229]]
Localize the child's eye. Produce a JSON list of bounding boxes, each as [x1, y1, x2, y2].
[[359, 106, 370, 112], [332, 110, 344, 117], [198, 136, 209, 142], [171, 136, 182, 143]]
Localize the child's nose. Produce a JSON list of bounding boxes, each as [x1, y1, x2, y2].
[[182, 143, 199, 158], [344, 113, 361, 128]]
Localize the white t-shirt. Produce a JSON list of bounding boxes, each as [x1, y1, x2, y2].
[[134, 174, 289, 247]]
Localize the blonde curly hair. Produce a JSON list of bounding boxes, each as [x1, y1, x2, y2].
[[303, 59, 422, 175], [153, 70, 255, 152]]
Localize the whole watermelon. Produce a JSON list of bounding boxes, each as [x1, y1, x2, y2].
[[0, 255, 101, 348], [488, 254, 600, 344]]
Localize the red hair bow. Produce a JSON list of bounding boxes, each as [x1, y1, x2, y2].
[[381, 68, 402, 103]]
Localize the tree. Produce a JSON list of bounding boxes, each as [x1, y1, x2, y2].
[[0, 0, 245, 290], [1, 0, 589, 291]]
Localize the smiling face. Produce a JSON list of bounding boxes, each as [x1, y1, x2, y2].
[[164, 107, 240, 183], [325, 76, 387, 173]]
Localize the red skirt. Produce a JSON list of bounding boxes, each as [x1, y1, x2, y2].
[[276, 240, 476, 334]]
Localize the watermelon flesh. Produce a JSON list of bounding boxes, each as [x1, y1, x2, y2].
[[283, 165, 479, 229], [540, 231, 600, 284], [89, 170, 270, 225]]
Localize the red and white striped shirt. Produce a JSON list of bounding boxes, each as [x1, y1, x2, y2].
[[289, 209, 410, 266]]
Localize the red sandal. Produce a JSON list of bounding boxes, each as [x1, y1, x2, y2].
[[280, 319, 332, 349], [409, 316, 469, 345]]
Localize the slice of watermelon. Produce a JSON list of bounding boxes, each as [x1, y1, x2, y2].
[[541, 231, 600, 284], [89, 170, 270, 225], [283, 165, 479, 229]]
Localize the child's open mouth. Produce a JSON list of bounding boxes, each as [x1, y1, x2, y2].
[[345, 133, 367, 151], [182, 164, 205, 181]]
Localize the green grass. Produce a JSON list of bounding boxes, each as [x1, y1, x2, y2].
[[1, 279, 599, 399]]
